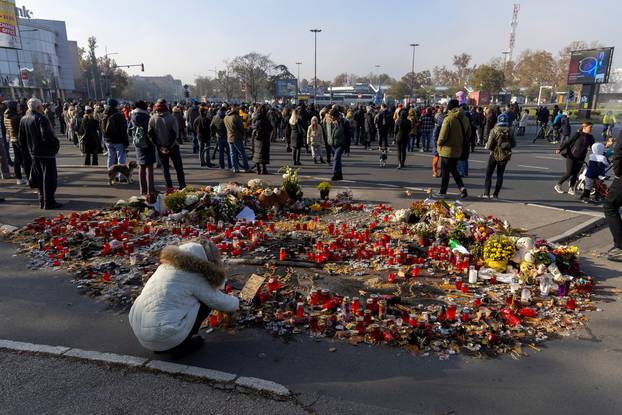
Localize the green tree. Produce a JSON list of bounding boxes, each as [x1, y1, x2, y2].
[[388, 80, 411, 100], [470, 65, 505, 93]]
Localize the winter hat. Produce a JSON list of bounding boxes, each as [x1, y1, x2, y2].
[[447, 99, 460, 111], [496, 113, 509, 127], [155, 99, 168, 113], [107, 98, 118, 108]]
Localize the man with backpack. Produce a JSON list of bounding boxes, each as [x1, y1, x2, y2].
[[101, 98, 129, 181], [481, 113, 516, 199]]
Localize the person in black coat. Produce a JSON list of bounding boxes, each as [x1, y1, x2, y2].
[[555, 122, 595, 195], [285, 109, 305, 165], [193, 106, 213, 167], [252, 104, 273, 175], [79, 107, 101, 166], [19, 98, 61, 209], [394, 109, 412, 169], [603, 130, 622, 262], [364, 107, 376, 150]]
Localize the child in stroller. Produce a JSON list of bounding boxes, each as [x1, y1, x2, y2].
[[577, 142, 610, 203]]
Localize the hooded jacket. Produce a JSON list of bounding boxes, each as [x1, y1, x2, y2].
[[100, 107, 129, 146], [148, 110, 179, 149], [585, 143, 609, 179], [437, 107, 471, 159], [210, 110, 227, 139], [129, 242, 239, 351], [224, 109, 245, 143]]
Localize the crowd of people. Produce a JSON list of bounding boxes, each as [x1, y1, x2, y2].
[[0, 94, 620, 261]]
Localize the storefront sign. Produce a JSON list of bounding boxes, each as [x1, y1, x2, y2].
[[0, 0, 21, 49], [15, 5, 31, 19]]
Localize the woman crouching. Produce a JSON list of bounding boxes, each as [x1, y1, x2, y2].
[[129, 240, 239, 355]]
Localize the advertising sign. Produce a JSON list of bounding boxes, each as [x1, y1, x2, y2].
[[275, 79, 297, 97], [567, 47, 614, 85], [0, 0, 21, 49]]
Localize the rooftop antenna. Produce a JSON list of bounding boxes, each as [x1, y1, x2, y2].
[[508, 4, 520, 65]]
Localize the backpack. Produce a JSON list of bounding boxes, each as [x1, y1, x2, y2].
[[492, 128, 513, 163], [133, 125, 149, 149]]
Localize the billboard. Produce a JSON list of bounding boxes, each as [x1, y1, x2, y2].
[[275, 79, 297, 97], [0, 0, 21, 49], [567, 47, 614, 85]]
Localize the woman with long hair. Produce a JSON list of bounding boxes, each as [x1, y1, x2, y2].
[[129, 100, 157, 202], [286, 109, 305, 165], [79, 107, 102, 166]]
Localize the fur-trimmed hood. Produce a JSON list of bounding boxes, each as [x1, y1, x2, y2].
[[159, 244, 225, 288]]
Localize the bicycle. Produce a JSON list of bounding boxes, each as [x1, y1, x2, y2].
[[532, 122, 556, 143]]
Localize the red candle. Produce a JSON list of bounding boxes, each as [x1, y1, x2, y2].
[[461, 284, 468, 294], [455, 276, 463, 291], [411, 267, 420, 278], [446, 303, 457, 320], [296, 302, 304, 318], [279, 248, 287, 261], [566, 298, 577, 310], [388, 273, 396, 283], [210, 313, 219, 327]]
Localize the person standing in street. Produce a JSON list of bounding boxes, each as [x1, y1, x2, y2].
[[210, 105, 231, 170], [149, 99, 186, 190], [307, 116, 325, 164], [4, 101, 29, 185], [19, 98, 61, 209], [194, 105, 213, 168], [224, 103, 249, 173], [327, 108, 347, 181], [436, 99, 469, 199], [101, 98, 129, 180], [482, 113, 516, 199], [186, 101, 200, 154], [251, 104, 272, 175], [419, 107, 435, 153], [375, 104, 390, 150], [603, 131, 622, 262], [555, 122, 595, 195], [79, 106, 102, 166], [394, 109, 412, 169], [129, 101, 157, 201], [432, 107, 446, 178], [363, 106, 376, 151], [286, 108, 305, 166], [172, 105, 187, 144]]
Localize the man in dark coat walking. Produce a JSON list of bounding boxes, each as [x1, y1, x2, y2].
[[252, 104, 273, 175], [19, 98, 61, 209]]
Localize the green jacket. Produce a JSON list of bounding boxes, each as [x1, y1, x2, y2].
[[437, 108, 471, 159]]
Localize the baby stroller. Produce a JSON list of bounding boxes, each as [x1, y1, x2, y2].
[[576, 162, 612, 203]]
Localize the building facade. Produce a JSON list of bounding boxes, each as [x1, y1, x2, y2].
[[0, 16, 76, 102]]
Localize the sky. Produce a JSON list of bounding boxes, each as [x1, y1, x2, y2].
[[23, 0, 622, 84]]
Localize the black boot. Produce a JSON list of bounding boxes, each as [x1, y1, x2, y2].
[[44, 201, 63, 210]]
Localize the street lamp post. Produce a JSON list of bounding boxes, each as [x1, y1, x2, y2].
[[310, 29, 321, 106], [295, 61, 302, 102], [409, 43, 419, 102]]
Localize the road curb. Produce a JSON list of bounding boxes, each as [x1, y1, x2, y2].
[[548, 216, 606, 244], [0, 339, 290, 398]]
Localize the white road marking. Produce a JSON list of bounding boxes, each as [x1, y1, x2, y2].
[[535, 156, 562, 161], [517, 164, 550, 170]]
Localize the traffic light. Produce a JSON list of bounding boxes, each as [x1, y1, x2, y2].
[[141, 63, 144, 72]]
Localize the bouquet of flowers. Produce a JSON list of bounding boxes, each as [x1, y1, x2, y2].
[[483, 235, 516, 271], [280, 166, 303, 200]]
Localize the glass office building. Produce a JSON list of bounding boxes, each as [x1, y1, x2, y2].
[[0, 17, 76, 102]]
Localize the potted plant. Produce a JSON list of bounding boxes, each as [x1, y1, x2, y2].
[[279, 166, 303, 200], [483, 235, 516, 272], [317, 182, 332, 200]]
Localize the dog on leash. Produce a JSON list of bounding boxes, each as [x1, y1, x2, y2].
[[379, 148, 388, 167], [108, 161, 137, 185]]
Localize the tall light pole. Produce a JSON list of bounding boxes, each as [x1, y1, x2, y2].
[[310, 29, 321, 105], [409, 43, 419, 102], [295, 62, 302, 102], [502, 51, 510, 80]]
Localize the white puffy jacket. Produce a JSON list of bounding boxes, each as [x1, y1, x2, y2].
[[129, 242, 239, 351]]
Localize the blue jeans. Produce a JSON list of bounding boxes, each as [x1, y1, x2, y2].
[[190, 131, 199, 154], [229, 141, 249, 172], [217, 137, 231, 169], [421, 130, 432, 151], [332, 145, 344, 176], [107, 143, 127, 169], [457, 159, 468, 176]]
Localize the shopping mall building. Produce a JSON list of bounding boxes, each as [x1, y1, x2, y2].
[[0, 6, 77, 102]]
